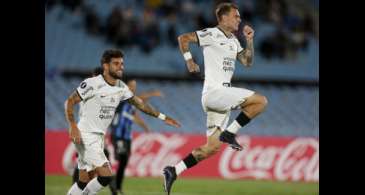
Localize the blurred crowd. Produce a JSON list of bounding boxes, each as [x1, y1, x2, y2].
[[46, 0, 318, 59]]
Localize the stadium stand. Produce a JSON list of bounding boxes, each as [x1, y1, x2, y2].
[[45, 0, 318, 137], [46, 76, 318, 137]]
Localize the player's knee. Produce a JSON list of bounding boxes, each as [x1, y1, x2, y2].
[[97, 176, 112, 187], [259, 95, 268, 108], [78, 170, 91, 183]]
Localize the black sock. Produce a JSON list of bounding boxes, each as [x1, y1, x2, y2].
[[77, 181, 87, 190], [183, 153, 198, 168], [235, 112, 251, 127]]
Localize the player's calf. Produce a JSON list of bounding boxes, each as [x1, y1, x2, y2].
[[192, 144, 220, 161]]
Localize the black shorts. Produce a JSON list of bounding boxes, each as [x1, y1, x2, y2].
[[112, 139, 131, 159]]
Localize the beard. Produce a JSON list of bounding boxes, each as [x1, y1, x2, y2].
[[109, 69, 122, 80]]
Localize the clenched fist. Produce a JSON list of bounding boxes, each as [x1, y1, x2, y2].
[[186, 59, 200, 74], [243, 25, 255, 40]]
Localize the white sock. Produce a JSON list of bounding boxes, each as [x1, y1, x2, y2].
[[175, 161, 187, 175], [66, 182, 83, 195], [226, 120, 242, 134], [82, 177, 104, 195]]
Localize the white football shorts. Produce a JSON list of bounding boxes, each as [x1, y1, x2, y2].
[[202, 86, 254, 136], [75, 132, 109, 172]]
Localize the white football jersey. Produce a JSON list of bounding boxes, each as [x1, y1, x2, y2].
[[196, 27, 244, 94], [76, 74, 134, 134]]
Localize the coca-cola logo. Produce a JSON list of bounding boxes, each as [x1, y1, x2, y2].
[[219, 136, 319, 182], [60, 132, 318, 182], [126, 133, 187, 177]]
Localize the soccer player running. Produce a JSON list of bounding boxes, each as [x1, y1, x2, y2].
[[110, 78, 163, 195], [65, 49, 180, 195], [163, 3, 268, 195], [71, 67, 119, 195]]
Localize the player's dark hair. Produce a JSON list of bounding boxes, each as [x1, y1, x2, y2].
[[100, 49, 124, 65], [215, 2, 239, 22], [92, 67, 103, 76]]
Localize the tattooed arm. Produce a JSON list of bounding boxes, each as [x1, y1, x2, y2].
[[128, 96, 181, 128], [64, 91, 82, 144], [128, 96, 160, 118], [237, 39, 254, 67], [178, 32, 198, 54], [238, 25, 255, 67], [138, 90, 163, 102], [128, 95, 159, 118], [178, 32, 200, 73]]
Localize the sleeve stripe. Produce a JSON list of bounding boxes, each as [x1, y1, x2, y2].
[[76, 89, 83, 100], [195, 31, 200, 47]]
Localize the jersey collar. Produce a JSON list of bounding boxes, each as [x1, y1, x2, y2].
[[101, 74, 116, 87], [216, 26, 233, 39]]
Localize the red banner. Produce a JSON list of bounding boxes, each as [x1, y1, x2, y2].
[[45, 130, 318, 182]]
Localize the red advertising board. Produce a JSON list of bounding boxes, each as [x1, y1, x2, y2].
[[45, 130, 318, 182]]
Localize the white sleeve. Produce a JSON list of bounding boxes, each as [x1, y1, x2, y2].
[[76, 78, 95, 101], [195, 28, 214, 47], [235, 38, 244, 53], [120, 82, 134, 101], [121, 88, 134, 101]]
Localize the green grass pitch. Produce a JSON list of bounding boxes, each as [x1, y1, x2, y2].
[[46, 175, 318, 195]]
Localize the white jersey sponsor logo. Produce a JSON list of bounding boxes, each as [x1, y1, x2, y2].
[[196, 27, 244, 94], [76, 75, 133, 134]]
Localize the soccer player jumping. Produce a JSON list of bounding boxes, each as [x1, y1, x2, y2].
[[163, 3, 268, 195]]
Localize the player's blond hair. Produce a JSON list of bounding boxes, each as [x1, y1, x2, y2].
[[215, 2, 239, 22]]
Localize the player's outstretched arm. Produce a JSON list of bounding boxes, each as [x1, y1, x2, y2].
[[138, 90, 164, 102], [128, 96, 181, 128], [237, 25, 255, 67], [64, 91, 82, 144], [178, 32, 200, 73], [133, 112, 150, 133]]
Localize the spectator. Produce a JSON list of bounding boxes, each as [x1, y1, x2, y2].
[[61, 0, 83, 13], [137, 8, 161, 53], [83, 6, 101, 35]]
